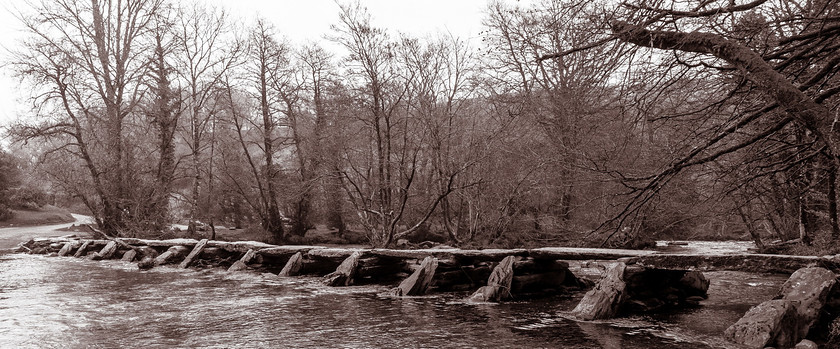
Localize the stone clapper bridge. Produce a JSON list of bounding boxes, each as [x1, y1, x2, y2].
[[18, 237, 840, 348]]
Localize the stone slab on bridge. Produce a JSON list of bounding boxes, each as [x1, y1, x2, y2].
[[633, 253, 840, 274], [19, 236, 840, 274]]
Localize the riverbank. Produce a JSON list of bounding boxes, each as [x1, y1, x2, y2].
[[0, 213, 93, 250], [0, 205, 76, 228]]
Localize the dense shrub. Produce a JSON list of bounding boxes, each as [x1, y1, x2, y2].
[[9, 187, 49, 210], [777, 230, 840, 256], [401, 224, 447, 244], [0, 204, 14, 221]]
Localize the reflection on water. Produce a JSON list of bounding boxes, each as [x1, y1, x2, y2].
[[0, 252, 783, 348]]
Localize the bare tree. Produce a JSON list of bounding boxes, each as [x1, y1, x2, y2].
[[539, 0, 840, 246], [217, 19, 289, 242], [399, 34, 482, 245], [331, 3, 480, 246], [11, 0, 165, 235], [173, 2, 243, 235], [283, 44, 338, 235]]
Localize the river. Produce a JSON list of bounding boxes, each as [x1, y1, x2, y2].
[[0, 245, 786, 349]]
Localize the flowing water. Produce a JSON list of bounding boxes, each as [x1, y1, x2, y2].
[[0, 247, 788, 349]]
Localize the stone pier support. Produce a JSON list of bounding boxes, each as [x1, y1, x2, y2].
[[468, 256, 517, 302], [390, 256, 438, 296], [73, 241, 91, 258], [571, 262, 710, 320], [278, 252, 304, 277], [180, 239, 209, 269], [91, 241, 118, 260], [324, 251, 361, 286], [572, 263, 628, 320]]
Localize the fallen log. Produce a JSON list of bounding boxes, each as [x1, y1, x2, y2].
[[278, 252, 303, 277], [390, 256, 438, 296], [468, 255, 517, 302], [324, 251, 361, 286], [179, 239, 209, 269], [228, 249, 258, 272]]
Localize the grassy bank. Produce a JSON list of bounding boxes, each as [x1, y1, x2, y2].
[[0, 205, 75, 227]]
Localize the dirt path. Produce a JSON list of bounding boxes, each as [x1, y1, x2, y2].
[[0, 214, 94, 250]]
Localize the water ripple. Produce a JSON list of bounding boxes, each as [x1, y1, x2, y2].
[[0, 252, 781, 348]]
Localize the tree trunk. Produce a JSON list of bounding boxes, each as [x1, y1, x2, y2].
[[291, 193, 312, 236], [261, 58, 284, 243], [829, 161, 839, 239], [150, 35, 176, 233], [738, 206, 765, 251], [325, 169, 345, 234], [798, 201, 812, 246], [101, 200, 125, 236]]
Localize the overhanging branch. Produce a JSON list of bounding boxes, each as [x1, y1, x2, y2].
[[609, 21, 837, 156]]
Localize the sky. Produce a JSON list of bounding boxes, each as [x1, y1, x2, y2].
[[0, 0, 496, 128]]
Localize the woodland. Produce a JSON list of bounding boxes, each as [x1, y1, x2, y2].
[[2, 0, 839, 251]]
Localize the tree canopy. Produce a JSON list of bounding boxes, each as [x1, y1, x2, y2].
[[6, 0, 839, 249]]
